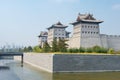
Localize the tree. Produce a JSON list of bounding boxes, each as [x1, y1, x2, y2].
[[18, 48, 23, 52], [58, 38, 68, 52], [27, 46, 33, 52], [52, 38, 58, 52], [23, 47, 28, 52], [42, 41, 51, 52], [33, 46, 42, 53]]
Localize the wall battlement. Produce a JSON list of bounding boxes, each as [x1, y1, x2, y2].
[[100, 34, 120, 38], [107, 35, 120, 38]]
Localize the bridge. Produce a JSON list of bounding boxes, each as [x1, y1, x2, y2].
[[0, 52, 24, 66]]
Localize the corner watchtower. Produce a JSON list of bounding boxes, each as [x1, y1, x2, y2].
[[70, 13, 103, 48], [47, 22, 68, 46]]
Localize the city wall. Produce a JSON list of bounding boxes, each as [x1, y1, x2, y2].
[[100, 34, 120, 50], [15, 53, 120, 73]]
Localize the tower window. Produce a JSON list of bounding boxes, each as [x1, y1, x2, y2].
[[96, 32, 99, 34]]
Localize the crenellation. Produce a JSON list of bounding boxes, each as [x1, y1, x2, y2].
[[107, 35, 120, 38]]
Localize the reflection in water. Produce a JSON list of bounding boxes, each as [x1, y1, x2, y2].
[[8, 62, 52, 80], [1, 61, 120, 80], [0, 66, 10, 70], [53, 72, 120, 80]]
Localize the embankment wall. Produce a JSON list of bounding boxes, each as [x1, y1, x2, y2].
[[14, 53, 120, 73]]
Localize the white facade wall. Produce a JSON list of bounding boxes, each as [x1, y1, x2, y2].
[[107, 35, 120, 50], [100, 35, 120, 50], [68, 23, 102, 48], [68, 24, 81, 48], [100, 34, 108, 48], [80, 23, 101, 48], [54, 28, 66, 38], [48, 29, 54, 45], [39, 36, 47, 47], [80, 37, 101, 48], [48, 27, 67, 46]]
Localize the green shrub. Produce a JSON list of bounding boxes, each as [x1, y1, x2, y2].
[[100, 47, 108, 53], [74, 48, 79, 53], [92, 46, 101, 53], [108, 48, 114, 54], [86, 48, 93, 53], [68, 48, 79, 53], [68, 48, 73, 53], [33, 46, 42, 53], [60, 46, 114, 54], [79, 47, 85, 53]]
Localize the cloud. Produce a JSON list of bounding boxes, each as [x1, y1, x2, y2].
[[112, 4, 120, 10], [52, 0, 79, 3]]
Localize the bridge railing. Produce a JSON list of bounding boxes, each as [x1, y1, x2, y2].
[[0, 52, 24, 67]]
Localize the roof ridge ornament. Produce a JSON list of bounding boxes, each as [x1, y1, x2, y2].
[[56, 21, 62, 25]]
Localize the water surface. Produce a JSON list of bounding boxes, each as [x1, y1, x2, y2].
[[1, 60, 120, 80]]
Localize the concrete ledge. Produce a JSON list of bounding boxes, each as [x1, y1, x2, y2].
[[14, 53, 120, 73], [14, 53, 54, 73]]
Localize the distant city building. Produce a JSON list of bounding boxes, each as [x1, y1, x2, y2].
[[38, 13, 120, 50]]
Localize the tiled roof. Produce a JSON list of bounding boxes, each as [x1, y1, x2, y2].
[[47, 21, 68, 30], [38, 31, 48, 37], [71, 13, 103, 25], [76, 13, 96, 21]]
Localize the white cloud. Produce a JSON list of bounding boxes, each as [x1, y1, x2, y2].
[[112, 4, 120, 10], [52, 0, 79, 3]]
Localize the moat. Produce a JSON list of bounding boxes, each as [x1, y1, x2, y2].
[[1, 60, 120, 80]]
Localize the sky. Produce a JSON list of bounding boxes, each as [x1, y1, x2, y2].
[[0, 0, 120, 47]]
